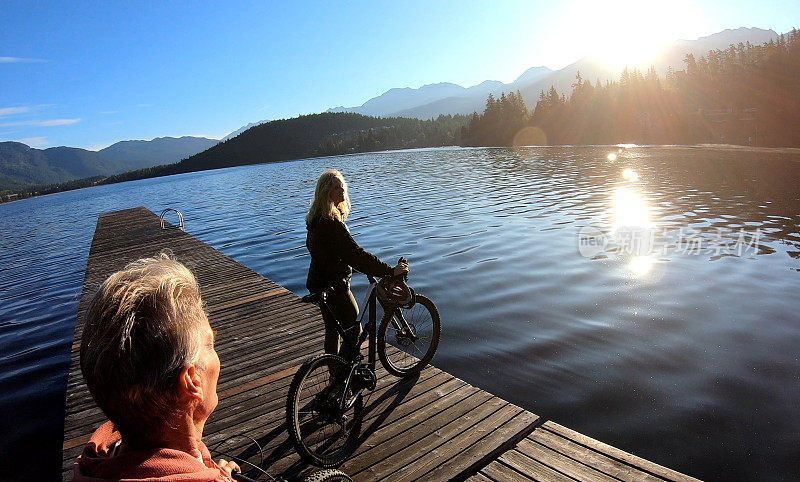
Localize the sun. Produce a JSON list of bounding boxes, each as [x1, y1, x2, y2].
[[551, 0, 706, 69]]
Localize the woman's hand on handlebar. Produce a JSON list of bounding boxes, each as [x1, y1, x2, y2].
[[393, 261, 409, 277]]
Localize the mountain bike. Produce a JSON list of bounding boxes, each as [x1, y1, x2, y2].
[[286, 258, 441, 467]]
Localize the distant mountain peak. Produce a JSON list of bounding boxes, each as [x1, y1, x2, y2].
[[222, 119, 270, 141], [514, 66, 551, 84], [694, 26, 777, 42]]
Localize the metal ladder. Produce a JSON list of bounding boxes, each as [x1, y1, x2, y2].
[[159, 208, 184, 231]]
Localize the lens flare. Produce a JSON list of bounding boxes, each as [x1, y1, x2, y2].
[[513, 126, 547, 146], [607, 152, 617, 161]]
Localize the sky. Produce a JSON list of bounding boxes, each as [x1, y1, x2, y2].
[[1, 0, 798, 150]]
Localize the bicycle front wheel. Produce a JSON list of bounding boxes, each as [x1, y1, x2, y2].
[[378, 294, 441, 377], [286, 354, 363, 467]]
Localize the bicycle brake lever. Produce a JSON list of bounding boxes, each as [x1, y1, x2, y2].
[[398, 257, 409, 281]]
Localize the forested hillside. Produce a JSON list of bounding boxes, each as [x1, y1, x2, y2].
[[2, 113, 467, 202]]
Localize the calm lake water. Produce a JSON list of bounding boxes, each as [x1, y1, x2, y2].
[[1, 146, 799, 481]]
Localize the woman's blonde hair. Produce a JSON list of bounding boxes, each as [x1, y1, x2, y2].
[[306, 169, 351, 225], [80, 252, 207, 447]]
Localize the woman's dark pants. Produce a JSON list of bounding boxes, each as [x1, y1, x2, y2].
[[321, 288, 362, 361]]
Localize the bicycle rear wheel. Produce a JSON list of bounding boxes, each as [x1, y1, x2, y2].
[[378, 294, 441, 377], [286, 354, 363, 467]]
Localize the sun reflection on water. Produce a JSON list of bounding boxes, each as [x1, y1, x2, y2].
[[629, 255, 654, 276], [611, 187, 651, 232], [622, 168, 639, 181], [609, 184, 659, 278]]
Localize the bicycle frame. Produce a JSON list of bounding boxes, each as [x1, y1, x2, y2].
[[313, 276, 377, 406], [314, 275, 417, 411]]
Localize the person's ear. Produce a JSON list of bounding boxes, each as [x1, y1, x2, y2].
[[178, 364, 203, 402]]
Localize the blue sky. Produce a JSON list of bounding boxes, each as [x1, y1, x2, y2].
[[1, 0, 798, 149]]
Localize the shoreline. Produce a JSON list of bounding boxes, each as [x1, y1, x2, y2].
[[4, 142, 800, 206]]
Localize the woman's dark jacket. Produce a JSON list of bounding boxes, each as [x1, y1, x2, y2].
[[306, 216, 393, 292]]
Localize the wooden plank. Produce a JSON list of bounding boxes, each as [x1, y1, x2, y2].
[[466, 473, 496, 482], [347, 384, 488, 465], [407, 409, 540, 481], [498, 450, 576, 482], [352, 398, 513, 480], [207, 288, 290, 313], [527, 427, 663, 482], [541, 422, 702, 482], [479, 459, 537, 481], [514, 438, 618, 482]]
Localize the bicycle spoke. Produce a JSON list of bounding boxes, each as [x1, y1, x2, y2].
[[378, 294, 440, 376]]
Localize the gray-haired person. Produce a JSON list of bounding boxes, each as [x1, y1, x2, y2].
[[72, 254, 240, 481]]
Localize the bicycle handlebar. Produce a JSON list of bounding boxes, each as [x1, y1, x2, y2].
[[306, 257, 410, 300], [231, 471, 258, 482]]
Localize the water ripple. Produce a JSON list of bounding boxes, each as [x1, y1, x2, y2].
[[1, 146, 799, 480]]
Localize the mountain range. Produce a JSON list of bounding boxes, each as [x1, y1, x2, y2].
[[326, 27, 778, 120], [0, 136, 218, 190]]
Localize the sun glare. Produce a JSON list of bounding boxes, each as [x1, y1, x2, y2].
[[552, 0, 705, 69]]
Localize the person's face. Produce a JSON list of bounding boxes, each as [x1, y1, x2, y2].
[[195, 315, 220, 420], [330, 177, 346, 205]]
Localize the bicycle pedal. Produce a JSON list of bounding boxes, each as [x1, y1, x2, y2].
[[354, 366, 376, 391]]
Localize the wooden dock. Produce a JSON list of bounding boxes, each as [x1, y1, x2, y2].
[[62, 207, 700, 481]]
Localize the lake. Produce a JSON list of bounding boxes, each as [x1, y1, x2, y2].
[[1, 146, 799, 481]]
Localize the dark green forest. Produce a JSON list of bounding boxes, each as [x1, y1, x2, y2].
[[2, 113, 466, 202], [462, 29, 800, 147], [176, 112, 467, 173]]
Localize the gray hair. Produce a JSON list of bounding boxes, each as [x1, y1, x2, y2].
[[80, 253, 207, 446]]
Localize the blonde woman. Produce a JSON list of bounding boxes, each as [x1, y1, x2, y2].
[[306, 169, 408, 360]]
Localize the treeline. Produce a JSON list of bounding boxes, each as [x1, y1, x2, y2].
[[462, 29, 800, 147], [2, 112, 467, 203], [319, 115, 467, 155], [0, 176, 105, 203], [460, 91, 530, 146], [179, 112, 466, 172]]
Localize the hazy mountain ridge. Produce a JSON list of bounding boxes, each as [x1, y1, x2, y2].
[[329, 27, 778, 120], [99, 136, 218, 169], [0, 136, 218, 189], [651, 27, 778, 76], [327, 67, 552, 119], [0, 142, 75, 189]]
